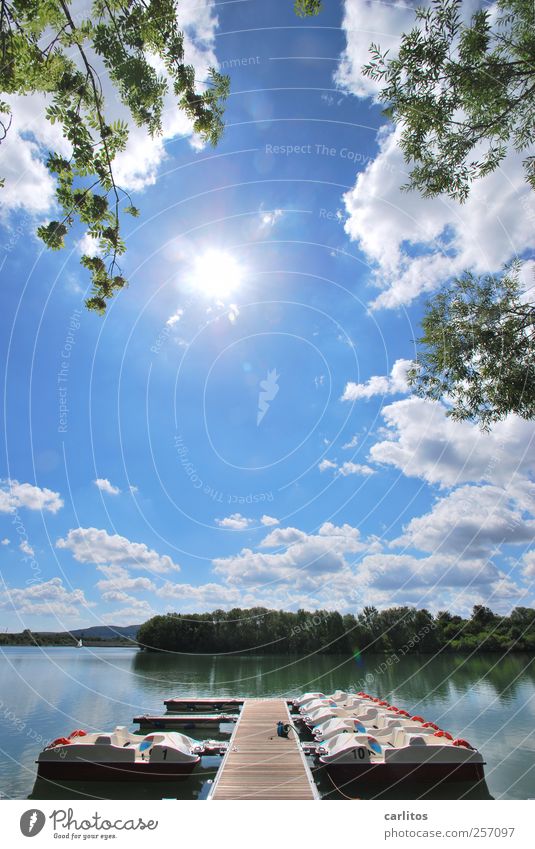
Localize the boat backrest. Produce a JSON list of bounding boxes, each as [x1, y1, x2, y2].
[[354, 707, 379, 723], [111, 727, 130, 746]]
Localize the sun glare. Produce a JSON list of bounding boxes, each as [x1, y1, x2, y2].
[[189, 249, 245, 299]]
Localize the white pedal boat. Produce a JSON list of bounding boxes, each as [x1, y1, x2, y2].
[[294, 690, 351, 709], [311, 708, 426, 739], [36, 726, 213, 780], [303, 703, 383, 727], [315, 730, 484, 783]]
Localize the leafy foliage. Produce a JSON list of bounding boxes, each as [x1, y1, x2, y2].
[[362, 0, 535, 201], [0, 0, 229, 312], [136, 604, 535, 654], [294, 0, 323, 17], [408, 265, 535, 427]]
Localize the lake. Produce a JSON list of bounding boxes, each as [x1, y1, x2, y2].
[[0, 647, 533, 800]]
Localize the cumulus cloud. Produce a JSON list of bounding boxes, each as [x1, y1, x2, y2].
[[522, 551, 535, 579], [339, 461, 375, 477], [318, 458, 375, 476], [335, 0, 485, 104], [261, 515, 279, 526], [341, 359, 411, 402], [2, 538, 10, 545], [19, 541, 35, 557], [156, 580, 242, 606], [56, 527, 180, 574], [356, 551, 500, 592], [96, 565, 157, 598], [215, 521, 367, 589], [394, 485, 535, 558], [101, 598, 155, 624], [0, 577, 93, 616], [342, 126, 535, 310], [0, 479, 63, 513], [94, 478, 121, 496], [369, 398, 535, 491], [318, 459, 338, 472], [335, 2, 533, 310], [215, 513, 254, 530]]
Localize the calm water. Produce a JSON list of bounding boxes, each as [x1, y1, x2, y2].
[[0, 647, 533, 800]]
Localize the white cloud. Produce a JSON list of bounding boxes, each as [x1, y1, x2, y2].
[[56, 527, 180, 574], [356, 551, 500, 592], [335, 0, 419, 100], [1, 538, 9, 545], [96, 565, 157, 597], [522, 551, 535, 579], [0, 479, 63, 514], [342, 434, 359, 450], [215, 513, 254, 530], [342, 358, 411, 402], [260, 527, 308, 548], [0, 94, 68, 217], [77, 233, 102, 258], [94, 478, 121, 496], [339, 461, 376, 477], [0, 577, 93, 616], [342, 126, 535, 310], [260, 515, 279, 527], [318, 458, 375, 476], [395, 484, 535, 558], [156, 581, 242, 608], [215, 521, 366, 588], [369, 397, 535, 491], [101, 599, 154, 625], [318, 459, 338, 472], [335, 1, 535, 310], [19, 541, 35, 557]]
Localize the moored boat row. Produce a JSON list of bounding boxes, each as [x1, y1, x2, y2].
[[291, 690, 484, 783], [35, 690, 485, 787]]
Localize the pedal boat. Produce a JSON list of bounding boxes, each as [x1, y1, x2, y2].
[[315, 730, 484, 783], [36, 726, 208, 780]]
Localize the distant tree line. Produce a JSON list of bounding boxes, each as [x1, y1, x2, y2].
[[0, 629, 134, 647], [137, 605, 535, 655]]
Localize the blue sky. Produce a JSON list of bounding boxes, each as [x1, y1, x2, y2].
[[1, 0, 534, 630]]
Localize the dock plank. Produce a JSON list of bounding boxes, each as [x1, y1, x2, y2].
[[210, 699, 318, 800]]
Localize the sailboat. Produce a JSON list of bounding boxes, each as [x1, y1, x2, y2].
[[77, 639, 83, 648]]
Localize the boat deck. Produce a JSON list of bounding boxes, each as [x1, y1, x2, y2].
[[164, 697, 245, 712], [134, 714, 238, 728], [209, 699, 318, 800]]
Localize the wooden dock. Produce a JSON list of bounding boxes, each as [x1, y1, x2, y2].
[[209, 699, 319, 800]]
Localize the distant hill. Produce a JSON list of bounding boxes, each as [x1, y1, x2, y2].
[[69, 625, 140, 640]]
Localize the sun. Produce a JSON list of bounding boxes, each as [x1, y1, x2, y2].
[[189, 249, 245, 299]]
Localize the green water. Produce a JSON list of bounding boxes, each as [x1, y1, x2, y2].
[[0, 647, 533, 800]]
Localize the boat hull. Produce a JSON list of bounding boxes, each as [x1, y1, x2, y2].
[[322, 760, 485, 784], [36, 759, 199, 781]]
